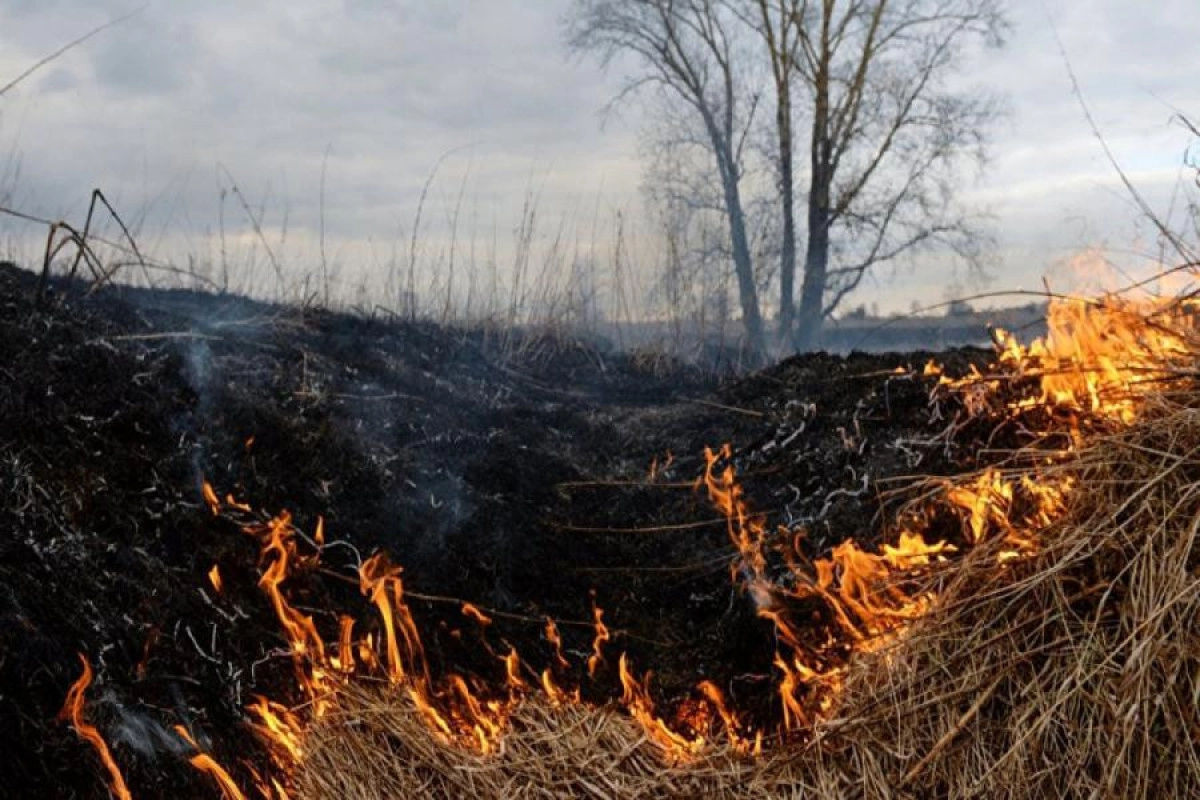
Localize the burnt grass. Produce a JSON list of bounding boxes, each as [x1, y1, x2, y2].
[[0, 261, 1000, 797]]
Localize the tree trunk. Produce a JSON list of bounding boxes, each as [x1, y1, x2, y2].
[[701, 103, 766, 362], [723, 173, 766, 361], [797, 32, 832, 353], [794, 179, 830, 352], [776, 101, 797, 350]]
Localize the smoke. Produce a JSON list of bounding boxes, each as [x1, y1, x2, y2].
[[110, 683, 216, 764], [112, 703, 190, 759], [181, 338, 214, 414]]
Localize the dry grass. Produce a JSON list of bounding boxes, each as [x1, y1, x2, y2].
[[295, 320, 1199, 800], [833, 391, 1200, 798], [297, 683, 847, 799]]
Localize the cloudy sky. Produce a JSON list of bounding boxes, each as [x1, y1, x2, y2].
[[0, 0, 1197, 314]]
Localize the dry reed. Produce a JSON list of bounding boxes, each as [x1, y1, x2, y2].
[[294, 310, 1199, 800]]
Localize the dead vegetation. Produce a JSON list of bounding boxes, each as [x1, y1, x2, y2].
[[289, 298, 1199, 799], [3, 254, 1195, 798]]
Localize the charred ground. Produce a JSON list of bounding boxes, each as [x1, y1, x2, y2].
[[0, 262, 995, 797]]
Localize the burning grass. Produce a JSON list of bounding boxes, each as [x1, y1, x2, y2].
[[286, 392, 1199, 798], [272, 293, 1200, 798], [8, 257, 1196, 798], [832, 393, 1200, 798]]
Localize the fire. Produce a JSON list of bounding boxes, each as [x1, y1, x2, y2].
[[207, 564, 223, 593], [503, 648, 528, 691], [461, 602, 492, 627], [59, 655, 132, 800], [358, 552, 426, 686], [544, 617, 569, 671], [63, 288, 1188, 796], [703, 442, 1067, 725], [586, 597, 610, 678], [618, 655, 706, 758], [175, 725, 246, 800], [965, 295, 1195, 424], [237, 288, 1178, 783], [539, 668, 579, 706], [695, 293, 1195, 730], [333, 615, 356, 673], [702, 443, 768, 583], [250, 697, 306, 764], [252, 512, 330, 703], [202, 480, 221, 515], [647, 450, 674, 481]]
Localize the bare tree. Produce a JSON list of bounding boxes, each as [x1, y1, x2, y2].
[[566, 0, 769, 359], [742, 1, 804, 345], [782, 0, 1007, 349]]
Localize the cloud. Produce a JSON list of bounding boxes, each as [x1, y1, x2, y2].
[[88, 12, 201, 95], [0, 0, 1196, 315]]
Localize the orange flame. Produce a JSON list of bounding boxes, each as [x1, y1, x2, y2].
[[618, 655, 705, 759], [202, 481, 221, 516], [647, 450, 674, 481], [208, 564, 223, 593], [703, 444, 768, 583], [250, 697, 306, 765], [358, 553, 426, 686], [175, 725, 247, 800], [956, 295, 1196, 424], [539, 668, 579, 706], [461, 602, 492, 627], [253, 513, 329, 700], [201, 292, 1190, 780], [332, 615, 356, 674], [586, 599, 609, 678], [544, 617, 569, 671], [503, 648, 528, 691], [59, 654, 132, 800]]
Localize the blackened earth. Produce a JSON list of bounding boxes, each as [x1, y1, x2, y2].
[[0, 262, 995, 797]]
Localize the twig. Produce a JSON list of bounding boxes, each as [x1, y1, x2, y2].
[[551, 518, 731, 534], [292, 390, 421, 403], [689, 398, 765, 418], [900, 673, 1005, 786], [98, 332, 224, 343], [0, 6, 146, 97], [556, 479, 697, 491]]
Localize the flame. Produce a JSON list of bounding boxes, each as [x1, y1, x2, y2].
[[647, 450, 674, 481], [461, 602, 492, 627], [167, 289, 1191, 795], [332, 614, 356, 673], [175, 725, 247, 800], [618, 655, 705, 758], [703, 293, 1195, 729], [252, 512, 330, 702], [503, 648, 528, 691], [202, 481, 221, 515], [59, 655, 132, 800], [539, 668, 579, 706], [250, 697, 306, 765], [959, 295, 1196, 424], [702, 444, 768, 583], [586, 599, 610, 678], [208, 564, 223, 593], [544, 617, 569, 671], [358, 553, 426, 686], [696, 681, 747, 749]]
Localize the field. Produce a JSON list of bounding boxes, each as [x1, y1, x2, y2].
[[1, 259, 1196, 798]]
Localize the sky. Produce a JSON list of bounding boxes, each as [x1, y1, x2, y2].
[[0, 0, 1197, 315]]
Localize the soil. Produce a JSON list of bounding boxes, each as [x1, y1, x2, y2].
[[0, 261, 996, 797]]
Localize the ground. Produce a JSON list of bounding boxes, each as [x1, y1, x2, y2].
[[0, 262, 992, 797]]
